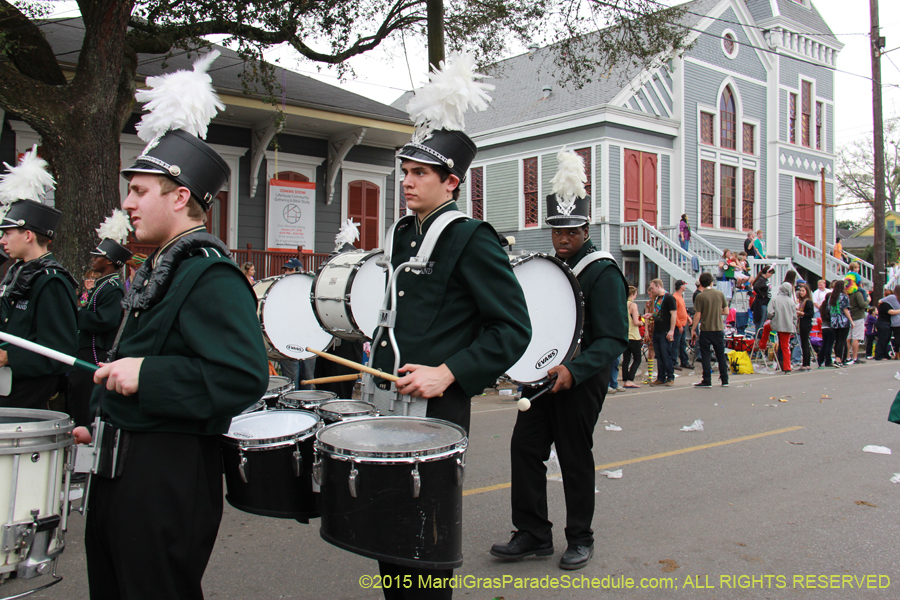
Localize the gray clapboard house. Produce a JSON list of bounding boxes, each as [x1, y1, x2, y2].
[[396, 0, 872, 291]]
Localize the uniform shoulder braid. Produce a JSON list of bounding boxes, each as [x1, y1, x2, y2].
[[0, 254, 77, 301], [123, 230, 232, 312]]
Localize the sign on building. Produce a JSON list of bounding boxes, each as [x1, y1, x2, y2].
[[267, 179, 316, 251]]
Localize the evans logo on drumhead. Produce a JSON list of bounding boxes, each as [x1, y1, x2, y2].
[[286, 344, 305, 353], [535, 349, 558, 370]]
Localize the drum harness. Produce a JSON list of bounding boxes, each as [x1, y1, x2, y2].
[[363, 211, 468, 415]]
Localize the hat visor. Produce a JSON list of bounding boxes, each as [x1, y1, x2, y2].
[[397, 147, 444, 168], [545, 216, 589, 228], [0, 218, 23, 229], [90, 248, 107, 257], [121, 163, 169, 179]]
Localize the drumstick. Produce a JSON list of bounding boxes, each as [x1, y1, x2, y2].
[[0, 331, 98, 372], [301, 374, 360, 385], [305, 347, 442, 397]]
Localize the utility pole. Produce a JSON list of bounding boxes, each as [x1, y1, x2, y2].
[[871, 0, 886, 301], [426, 0, 445, 72], [820, 168, 827, 279]]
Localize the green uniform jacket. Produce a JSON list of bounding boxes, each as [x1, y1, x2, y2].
[[78, 272, 125, 358], [0, 256, 77, 379], [90, 255, 269, 435], [372, 201, 532, 397], [559, 239, 628, 386]]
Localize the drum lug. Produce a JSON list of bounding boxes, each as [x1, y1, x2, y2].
[[238, 447, 249, 484], [410, 463, 421, 499], [292, 440, 302, 477], [348, 463, 359, 498], [312, 453, 322, 486], [455, 454, 466, 487]]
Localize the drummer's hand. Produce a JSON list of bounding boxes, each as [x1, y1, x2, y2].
[[547, 365, 573, 393], [396, 364, 455, 398], [94, 358, 144, 396], [73, 426, 92, 444], [0, 350, 7, 367]]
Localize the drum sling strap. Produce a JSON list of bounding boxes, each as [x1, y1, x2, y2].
[[571, 250, 617, 277], [365, 211, 468, 415]]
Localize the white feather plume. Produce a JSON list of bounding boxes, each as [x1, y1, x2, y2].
[[406, 51, 493, 140], [134, 50, 225, 144], [550, 148, 587, 215], [96, 209, 133, 244], [335, 219, 360, 249], [0, 145, 55, 204]]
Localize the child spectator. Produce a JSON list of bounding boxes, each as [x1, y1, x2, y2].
[[865, 306, 877, 359]]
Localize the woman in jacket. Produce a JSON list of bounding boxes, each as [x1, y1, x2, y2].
[[768, 282, 797, 372], [827, 280, 853, 367]]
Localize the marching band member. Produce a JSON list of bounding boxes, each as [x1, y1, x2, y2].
[[369, 51, 531, 599], [0, 148, 78, 409], [67, 211, 133, 427], [491, 149, 628, 570], [77, 51, 268, 599]]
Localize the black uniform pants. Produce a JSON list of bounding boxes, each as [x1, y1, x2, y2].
[[510, 368, 609, 547], [375, 383, 470, 600], [67, 347, 102, 427], [85, 432, 223, 600]]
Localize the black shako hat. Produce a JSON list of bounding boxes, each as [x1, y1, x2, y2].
[[121, 129, 229, 210], [397, 129, 477, 183], [91, 238, 133, 267], [546, 194, 591, 228], [0, 199, 62, 238]]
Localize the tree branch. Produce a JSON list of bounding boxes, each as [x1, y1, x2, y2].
[[0, 0, 67, 84]]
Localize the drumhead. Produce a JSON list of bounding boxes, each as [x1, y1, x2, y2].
[[261, 273, 333, 359], [279, 390, 338, 409], [348, 251, 386, 339], [317, 400, 376, 419], [264, 376, 294, 399], [505, 253, 583, 384], [316, 416, 466, 460], [225, 410, 320, 445]]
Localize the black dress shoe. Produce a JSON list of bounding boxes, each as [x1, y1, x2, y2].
[[559, 543, 594, 570], [490, 530, 553, 560]]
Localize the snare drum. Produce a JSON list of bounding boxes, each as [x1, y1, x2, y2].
[[221, 410, 322, 520], [316, 400, 377, 424], [506, 253, 584, 385], [0, 408, 74, 581], [262, 376, 294, 408], [241, 400, 266, 414], [277, 390, 338, 411], [255, 274, 333, 359], [312, 250, 386, 341], [314, 417, 467, 569]]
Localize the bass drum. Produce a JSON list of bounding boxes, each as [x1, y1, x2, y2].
[[506, 252, 584, 385], [311, 250, 386, 341], [314, 417, 467, 569], [255, 274, 332, 360]]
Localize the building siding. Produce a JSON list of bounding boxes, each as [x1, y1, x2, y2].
[[779, 173, 794, 255], [689, 7, 767, 82], [779, 54, 834, 102], [661, 154, 671, 226], [485, 161, 519, 231]]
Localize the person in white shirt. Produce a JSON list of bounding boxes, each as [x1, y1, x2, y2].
[[812, 279, 829, 319]]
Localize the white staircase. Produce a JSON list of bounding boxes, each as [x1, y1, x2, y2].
[[622, 220, 716, 289], [792, 236, 874, 286]]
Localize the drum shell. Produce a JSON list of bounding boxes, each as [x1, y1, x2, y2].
[[312, 250, 386, 342], [0, 408, 74, 573], [221, 412, 320, 520], [316, 452, 463, 569], [315, 400, 377, 424], [262, 376, 293, 408]]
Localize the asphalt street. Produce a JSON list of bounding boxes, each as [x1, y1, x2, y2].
[[6, 359, 900, 600]]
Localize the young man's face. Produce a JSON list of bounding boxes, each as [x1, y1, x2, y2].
[[401, 160, 459, 216], [122, 174, 180, 245], [551, 227, 587, 260], [818, 280, 826, 290], [649, 282, 663, 296], [0, 228, 30, 260]]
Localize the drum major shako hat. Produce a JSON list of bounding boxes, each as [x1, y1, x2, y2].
[[0, 146, 61, 238], [92, 209, 134, 267], [545, 148, 590, 228], [122, 51, 229, 210], [397, 52, 493, 184]]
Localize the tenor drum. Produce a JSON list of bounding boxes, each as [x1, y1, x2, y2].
[[255, 274, 333, 360], [277, 390, 338, 411], [262, 376, 294, 408], [312, 250, 386, 341], [506, 253, 584, 384], [0, 408, 74, 582], [314, 417, 467, 569], [315, 400, 377, 424], [221, 410, 322, 520]]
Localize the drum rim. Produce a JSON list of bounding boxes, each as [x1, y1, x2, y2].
[[505, 252, 585, 386], [315, 400, 377, 420], [223, 409, 322, 449], [0, 408, 75, 439], [311, 249, 384, 342], [314, 416, 468, 462], [281, 390, 338, 401], [263, 376, 294, 399]]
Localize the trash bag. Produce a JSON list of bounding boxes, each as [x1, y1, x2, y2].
[[729, 350, 754, 375]]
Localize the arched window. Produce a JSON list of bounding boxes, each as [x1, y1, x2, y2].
[[274, 171, 310, 182], [720, 87, 736, 150]]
